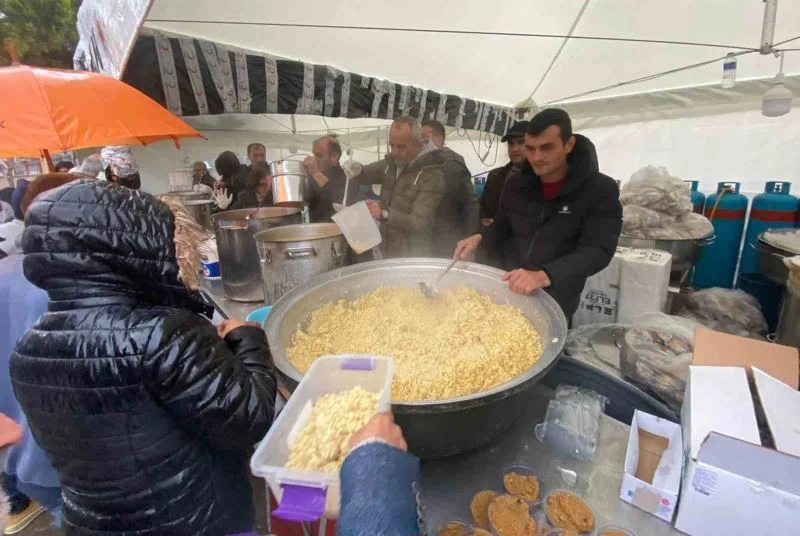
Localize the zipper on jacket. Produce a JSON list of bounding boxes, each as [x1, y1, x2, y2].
[[525, 202, 554, 264]]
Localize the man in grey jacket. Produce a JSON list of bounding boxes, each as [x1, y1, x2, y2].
[[422, 120, 480, 258], [356, 117, 446, 258]]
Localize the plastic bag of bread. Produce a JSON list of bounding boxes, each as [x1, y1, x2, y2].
[[620, 313, 699, 410], [620, 166, 693, 217], [676, 288, 767, 340]]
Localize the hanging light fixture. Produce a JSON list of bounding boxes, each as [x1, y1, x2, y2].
[[762, 51, 793, 117]]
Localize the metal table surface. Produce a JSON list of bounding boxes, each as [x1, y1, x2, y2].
[[199, 277, 264, 321], [201, 280, 683, 535], [421, 384, 683, 535]]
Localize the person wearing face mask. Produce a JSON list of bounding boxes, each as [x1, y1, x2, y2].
[[229, 167, 275, 210], [420, 119, 479, 258], [349, 117, 445, 258], [100, 146, 141, 190], [453, 109, 622, 319], [480, 121, 529, 227]]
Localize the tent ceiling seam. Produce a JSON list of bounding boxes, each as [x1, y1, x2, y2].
[[544, 48, 761, 106], [144, 19, 760, 51], [523, 0, 591, 104]]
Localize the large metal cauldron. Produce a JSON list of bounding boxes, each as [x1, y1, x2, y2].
[[254, 223, 350, 305], [165, 191, 214, 230], [265, 258, 567, 459], [617, 234, 714, 274], [213, 207, 302, 302], [756, 229, 800, 350]]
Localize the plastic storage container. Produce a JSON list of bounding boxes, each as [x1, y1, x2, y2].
[[250, 355, 394, 521], [685, 180, 706, 214], [693, 182, 749, 289], [739, 181, 798, 275]]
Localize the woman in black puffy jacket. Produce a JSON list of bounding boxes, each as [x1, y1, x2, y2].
[[10, 179, 277, 536]]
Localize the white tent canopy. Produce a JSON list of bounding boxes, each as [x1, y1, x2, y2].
[[141, 0, 800, 113], [77, 1, 800, 194]]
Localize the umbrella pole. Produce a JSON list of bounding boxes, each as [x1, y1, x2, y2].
[[41, 149, 54, 172]]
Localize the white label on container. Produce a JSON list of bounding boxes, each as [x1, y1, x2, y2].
[[691, 467, 718, 496]]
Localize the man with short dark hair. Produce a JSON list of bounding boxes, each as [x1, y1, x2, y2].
[[454, 108, 622, 318], [303, 135, 358, 221], [480, 121, 528, 227], [420, 119, 479, 258], [246, 143, 267, 167], [420, 120, 446, 149]]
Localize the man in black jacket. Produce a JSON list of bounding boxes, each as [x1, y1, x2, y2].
[[454, 109, 622, 318], [480, 120, 528, 226], [304, 135, 359, 221]]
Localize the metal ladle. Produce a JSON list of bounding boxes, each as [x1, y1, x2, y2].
[[419, 257, 460, 298]]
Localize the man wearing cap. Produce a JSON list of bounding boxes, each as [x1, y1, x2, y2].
[[480, 121, 528, 227], [454, 109, 622, 319], [101, 146, 141, 190]]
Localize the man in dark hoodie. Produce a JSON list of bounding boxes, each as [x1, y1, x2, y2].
[[422, 119, 479, 258], [453, 108, 622, 319]]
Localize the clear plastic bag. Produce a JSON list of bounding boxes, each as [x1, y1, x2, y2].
[[644, 212, 714, 240], [535, 385, 608, 461], [619, 313, 698, 410], [621, 205, 663, 237], [565, 324, 629, 373], [676, 288, 767, 339], [620, 166, 693, 217]]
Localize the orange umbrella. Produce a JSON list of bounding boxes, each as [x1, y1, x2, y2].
[[0, 63, 203, 163]]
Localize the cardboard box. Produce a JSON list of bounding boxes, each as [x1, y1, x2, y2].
[[692, 328, 798, 389], [675, 431, 800, 535], [753, 367, 800, 457], [617, 248, 672, 324], [675, 331, 800, 535], [681, 366, 760, 458], [619, 410, 682, 522]]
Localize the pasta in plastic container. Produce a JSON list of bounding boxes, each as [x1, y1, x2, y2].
[[250, 354, 394, 521]]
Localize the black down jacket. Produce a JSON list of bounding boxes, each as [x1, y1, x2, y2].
[[10, 180, 277, 536], [480, 135, 622, 318]]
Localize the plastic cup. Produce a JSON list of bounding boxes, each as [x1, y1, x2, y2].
[[435, 519, 471, 536], [542, 490, 596, 535], [501, 464, 543, 506], [595, 524, 637, 536]]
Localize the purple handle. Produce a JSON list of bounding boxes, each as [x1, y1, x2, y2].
[[340, 357, 374, 371], [272, 482, 327, 522]]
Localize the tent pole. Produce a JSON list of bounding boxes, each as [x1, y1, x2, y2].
[[760, 0, 778, 54]]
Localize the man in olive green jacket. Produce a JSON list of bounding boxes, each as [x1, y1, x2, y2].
[[357, 117, 445, 258]]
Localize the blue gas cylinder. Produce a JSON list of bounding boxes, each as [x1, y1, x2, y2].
[[693, 182, 749, 289], [685, 180, 706, 214], [739, 181, 798, 275]]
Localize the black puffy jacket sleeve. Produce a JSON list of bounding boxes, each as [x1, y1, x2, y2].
[[142, 310, 277, 451]]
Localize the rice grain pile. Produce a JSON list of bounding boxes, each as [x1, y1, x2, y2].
[[288, 286, 542, 401]]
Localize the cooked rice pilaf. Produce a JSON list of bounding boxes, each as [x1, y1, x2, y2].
[[287, 286, 542, 401]]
